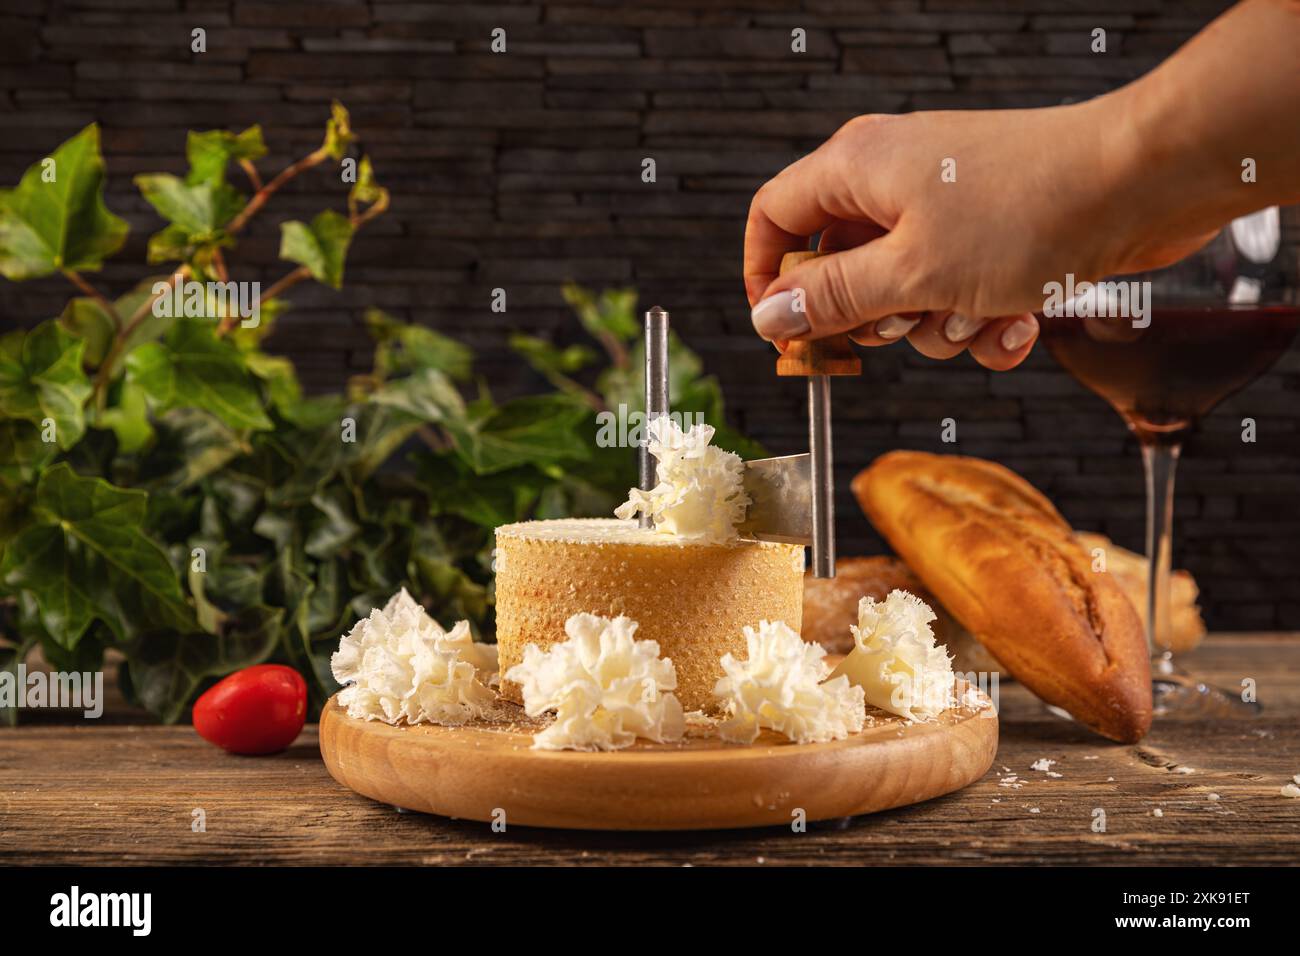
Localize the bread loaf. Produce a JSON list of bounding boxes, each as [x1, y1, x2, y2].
[[1074, 532, 1206, 653], [853, 451, 1152, 743]]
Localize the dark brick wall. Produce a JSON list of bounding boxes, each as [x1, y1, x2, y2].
[[2, 0, 1297, 630]]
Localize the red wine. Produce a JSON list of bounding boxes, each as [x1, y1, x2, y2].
[[1041, 306, 1300, 445]]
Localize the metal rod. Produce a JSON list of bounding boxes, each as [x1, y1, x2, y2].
[[640, 306, 670, 528], [808, 375, 835, 577]]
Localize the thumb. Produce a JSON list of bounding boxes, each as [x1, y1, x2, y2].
[[750, 236, 919, 341]]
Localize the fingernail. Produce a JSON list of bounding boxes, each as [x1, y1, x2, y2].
[[874, 315, 920, 339], [1000, 317, 1037, 351], [751, 290, 810, 340], [944, 312, 982, 342]]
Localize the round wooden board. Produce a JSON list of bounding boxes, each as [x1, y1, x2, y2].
[[319, 686, 999, 831]]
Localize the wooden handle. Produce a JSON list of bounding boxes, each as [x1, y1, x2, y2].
[[774, 251, 862, 377]]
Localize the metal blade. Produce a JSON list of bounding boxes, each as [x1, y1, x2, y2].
[[737, 453, 812, 545]]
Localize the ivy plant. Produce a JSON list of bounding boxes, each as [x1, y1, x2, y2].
[[0, 107, 761, 724]]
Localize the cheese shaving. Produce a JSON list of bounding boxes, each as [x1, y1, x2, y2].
[[504, 612, 685, 751], [330, 588, 498, 725], [614, 417, 749, 544], [714, 619, 866, 745], [829, 589, 955, 721]]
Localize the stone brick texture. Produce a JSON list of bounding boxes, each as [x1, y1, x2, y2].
[[2, 0, 1297, 630]]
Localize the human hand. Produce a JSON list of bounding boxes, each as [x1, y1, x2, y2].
[[743, 98, 1217, 371]]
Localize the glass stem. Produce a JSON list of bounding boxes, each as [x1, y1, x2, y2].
[[1141, 440, 1181, 674]]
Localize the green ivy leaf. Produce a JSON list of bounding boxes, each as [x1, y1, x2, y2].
[[0, 124, 128, 280], [421, 454, 546, 527], [134, 173, 243, 241], [279, 210, 354, 289], [347, 155, 387, 217], [229, 298, 289, 353], [410, 551, 488, 627], [0, 473, 36, 555], [0, 463, 190, 648], [80, 277, 181, 382], [58, 298, 115, 367], [186, 126, 266, 186], [370, 367, 466, 425], [94, 379, 153, 454], [0, 634, 38, 727], [122, 605, 282, 723], [305, 485, 360, 559], [366, 308, 472, 382], [322, 101, 354, 161], [145, 223, 198, 266], [126, 318, 273, 432], [445, 394, 592, 475], [0, 419, 57, 484], [137, 408, 248, 490], [510, 332, 598, 397], [343, 404, 425, 483], [0, 322, 92, 448], [562, 282, 639, 342]]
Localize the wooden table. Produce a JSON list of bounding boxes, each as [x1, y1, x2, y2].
[[2, 635, 1297, 866]]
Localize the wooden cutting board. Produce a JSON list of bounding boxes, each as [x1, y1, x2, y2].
[[318, 685, 998, 831]]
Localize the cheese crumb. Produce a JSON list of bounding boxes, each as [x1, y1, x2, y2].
[[1281, 784, 1300, 799], [331, 588, 498, 725], [505, 612, 684, 751], [829, 590, 954, 721], [713, 619, 866, 745], [1031, 758, 1056, 772], [1153, 808, 1164, 817], [615, 417, 749, 544]]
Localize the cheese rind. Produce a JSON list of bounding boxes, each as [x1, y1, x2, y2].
[[829, 589, 955, 721], [494, 519, 803, 712], [714, 619, 866, 744], [504, 612, 685, 751]]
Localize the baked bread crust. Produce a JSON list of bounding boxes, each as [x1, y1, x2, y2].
[[852, 451, 1152, 743], [1074, 532, 1206, 653]]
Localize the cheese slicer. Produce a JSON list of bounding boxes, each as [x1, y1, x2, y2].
[[758, 249, 862, 577], [639, 281, 855, 570], [638, 305, 670, 528]]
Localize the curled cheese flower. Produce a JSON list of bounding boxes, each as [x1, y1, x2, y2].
[[505, 612, 684, 751], [829, 589, 955, 722], [714, 619, 866, 745], [331, 588, 498, 726], [615, 417, 749, 544]]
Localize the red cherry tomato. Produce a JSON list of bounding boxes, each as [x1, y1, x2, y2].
[[193, 664, 307, 755]]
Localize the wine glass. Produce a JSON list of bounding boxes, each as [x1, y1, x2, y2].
[[1039, 206, 1300, 717]]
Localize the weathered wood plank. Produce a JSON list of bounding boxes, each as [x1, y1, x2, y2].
[[1, 635, 1297, 865]]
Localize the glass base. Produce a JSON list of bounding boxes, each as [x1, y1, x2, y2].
[[1150, 654, 1261, 718], [1041, 655, 1262, 725]]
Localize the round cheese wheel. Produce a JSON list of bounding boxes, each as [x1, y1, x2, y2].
[[494, 519, 804, 712]]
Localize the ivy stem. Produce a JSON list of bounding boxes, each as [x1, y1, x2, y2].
[[91, 266, 189, 407], [215, 195, 390, 337], [225, 146, 330, 237], [210, 248, 230, 283], [238, 158, 263, 192], [61, 270, 123, 331], [260, 265, 311, 303]]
